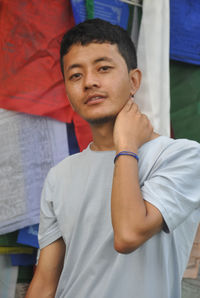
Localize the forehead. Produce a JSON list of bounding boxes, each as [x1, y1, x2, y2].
[[63, 42, 126, 69]]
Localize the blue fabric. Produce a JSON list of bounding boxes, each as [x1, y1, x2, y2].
[[10, 253, 37, 266], [71, 0, 129, 29], [67, 123, 80, 155], [170, 0, 200, 65], [17, 224, 39, 248]]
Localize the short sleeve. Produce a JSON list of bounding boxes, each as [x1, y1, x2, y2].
[[141, 139, 200, 233], [38, 168, 62, 249]]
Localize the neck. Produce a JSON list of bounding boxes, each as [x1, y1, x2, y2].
[[89, 122, 160, 152], [90, 121, 115, 151]]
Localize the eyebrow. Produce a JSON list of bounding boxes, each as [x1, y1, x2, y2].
[[66, 63, 82, 73], [94, 57, 114, 64], [65, 57, 114, 73]]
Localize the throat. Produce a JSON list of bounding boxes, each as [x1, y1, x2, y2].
[[90, 141, 115, 151], [90, 121, 115, 151]]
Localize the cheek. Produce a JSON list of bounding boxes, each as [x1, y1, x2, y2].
[[65, 87, 78, 111], [111, 79, 131, 101], [65, 83, 78, 100]]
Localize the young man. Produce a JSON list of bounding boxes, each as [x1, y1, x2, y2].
[[26, 19, 200, 298]]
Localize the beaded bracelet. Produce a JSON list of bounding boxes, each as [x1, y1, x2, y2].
[[114, 151, 139, 163]]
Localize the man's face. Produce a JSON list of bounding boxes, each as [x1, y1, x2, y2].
[[63, 42, 138, 125]]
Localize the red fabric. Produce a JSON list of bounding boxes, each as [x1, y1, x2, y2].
[[0, 0, 92, 150]]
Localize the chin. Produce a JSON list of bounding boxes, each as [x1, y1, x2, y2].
[[85, 115, 116, 125]]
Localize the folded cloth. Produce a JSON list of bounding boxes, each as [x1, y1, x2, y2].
[[0, 110, 69, 234]]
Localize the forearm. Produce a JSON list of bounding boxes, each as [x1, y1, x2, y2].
[[111, 152, 162, 253], [111, 101, 163, 253], [26, 269, 59, 298], [26, 238, 65, 298]]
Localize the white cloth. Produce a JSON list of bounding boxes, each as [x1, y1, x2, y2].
[[0, 255, 18, 298], [0, 109, 69, 234], [39, 136, 200, 298], [134, 0, 170, 136]]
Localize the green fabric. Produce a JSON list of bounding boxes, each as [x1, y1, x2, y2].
[[0, 231, 35, 254], [85, 1, 135, 32], [127, 5, 134, 35], [127, 5, 142, 37], [86, 0, 94, 19], [17, 265, 34, 283], [170, 60, 200, 142], [0, 231, 19, 246]]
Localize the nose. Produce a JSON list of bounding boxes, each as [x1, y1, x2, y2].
[[84, 71, 100, 90]]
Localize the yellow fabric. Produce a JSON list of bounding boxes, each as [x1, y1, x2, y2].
[[0, 247, 34, 254]]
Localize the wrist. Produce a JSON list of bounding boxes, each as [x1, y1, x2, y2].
[[114, 151, 139, 163], [115, 145, 138, 155]]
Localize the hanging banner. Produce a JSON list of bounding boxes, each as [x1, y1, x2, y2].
[[170, 60, 200, 143], [0, 109, 69, 234], [0, 0, 92, 150], [135, 0, 170, 137], [170, 0, 200, 65], [0, 0, 75, 122], [86, 0, 94, 19], [17, 224, 39, 248], [71, 0, 130, 29]]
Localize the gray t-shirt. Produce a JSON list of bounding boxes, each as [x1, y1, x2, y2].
[[39, 136, 200, 298]]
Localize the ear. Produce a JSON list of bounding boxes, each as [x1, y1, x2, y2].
[[129, 68, 142, 95]]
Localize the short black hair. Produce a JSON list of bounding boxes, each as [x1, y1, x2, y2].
[[60, 18, 137, 77]]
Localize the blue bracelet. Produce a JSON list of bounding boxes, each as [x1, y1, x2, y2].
[[114, 151, 139, 163]]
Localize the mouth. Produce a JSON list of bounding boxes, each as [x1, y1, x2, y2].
[[85, 94, 107, 105]]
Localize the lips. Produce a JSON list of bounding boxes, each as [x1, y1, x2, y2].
[[85, 94, 107, 105]]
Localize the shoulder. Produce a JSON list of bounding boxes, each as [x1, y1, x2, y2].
[[164, 137, 200, 152], [146, 136, 200, 182], [139, 136, 200, 180], [156, 137, 200, 165], [142, 136, 200, 162], [42, 149, 88, 190], [50, 147, 89, 176]]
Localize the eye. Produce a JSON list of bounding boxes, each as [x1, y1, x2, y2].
[[99, 65, 113, 72], [69, 73, 82, 81]]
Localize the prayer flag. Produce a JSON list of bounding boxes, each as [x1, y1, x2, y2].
[[0, 0, 92, 150], [170, 0, 200, 65], [71, 0, 129, 29]]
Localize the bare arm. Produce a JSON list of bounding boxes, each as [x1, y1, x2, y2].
[[26, 237, 65, 298], [111, 100, 164, 254]]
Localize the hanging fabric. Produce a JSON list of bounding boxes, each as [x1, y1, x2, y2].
[[120, 0, 142, 7], [86, 0, 94, 19], [0, 0, 75, 122], [0, 109, 69, 234], [0, 255, 18, 298], [170, 0, 200, 65], [71, 0, 130, 29], [134, 0, 170, 136], [0, 0, 92, 150]]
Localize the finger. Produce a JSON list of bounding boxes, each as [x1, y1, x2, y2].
[[132, 103, 140, 114], [141, 114, 153, 129], [141, 113, 149, 120], [124, 99, 134, 112]]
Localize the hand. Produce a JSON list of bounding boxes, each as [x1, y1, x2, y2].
[[113, 99, 153, 152]]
